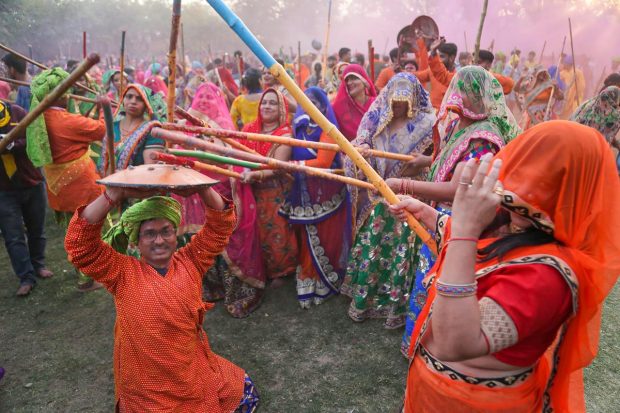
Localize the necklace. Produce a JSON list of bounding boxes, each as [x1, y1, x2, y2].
[[120, 118, 142, 138]]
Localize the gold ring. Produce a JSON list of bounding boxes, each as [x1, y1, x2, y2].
[[493, 187, 504, 196], [458, 181, 472, 187]]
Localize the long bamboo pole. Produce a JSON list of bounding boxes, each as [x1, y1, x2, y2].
[[153, 128, 375, 190], [0, 54, 101, 152], [82, 32, 87, 59], [594, 66, 607, 93], [544, 36, 567, 121], [173, 107, 260, 155], [180, 23, 186, 78], [119, 31, 127, 101], [153, 152, 243, 179], [297, 41, 302, 87], [167, 0, 182, 124], [538, 40, 547, 64], [568, 18, 580, 105], [473, 0, 489, 64], [162, 123, 417, 162], [100, 96, 116, 175], [321, 0, 333, 81], [204, 0, 437, 254]]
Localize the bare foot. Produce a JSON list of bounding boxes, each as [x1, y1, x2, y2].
[[16, 284, 33, 297], [77, 280, 104, 292], [37, 268, 54, 279]]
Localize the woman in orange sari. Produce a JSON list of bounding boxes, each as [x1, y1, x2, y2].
[[241, 88, 298, 283], [389, 121, 620, 412]]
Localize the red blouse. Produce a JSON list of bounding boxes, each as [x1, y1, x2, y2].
[[477, 263, 573, 367]]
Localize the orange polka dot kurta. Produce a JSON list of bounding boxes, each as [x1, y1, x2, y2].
[[65, 205, 245, 412]]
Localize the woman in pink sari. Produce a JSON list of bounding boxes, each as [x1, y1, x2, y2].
[[176, 82, 266, 318], [332, 64, 377, 141]]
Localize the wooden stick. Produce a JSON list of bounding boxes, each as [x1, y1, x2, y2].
[[321, 0, 333, 80], [0, 76, 100, 104], [297, 41, 302, 87], [538, 40, 547, 64], [464, 31, 469, 54], [153, 128, 375, 190], [368, 40, 375, 82], [568, 18, 580, 105], [119, 31, 126, 101], [162, 123, 417, 162], [544, 36, 567, 121], [100, 96, 116, 175], [0, 54, 101, 153], [167, 0, 182, 124], [473, 0, 489, 64], [173, 106, 260, 155], [180, 23, 186, 78], [594, 66, 607, 93], [152, 152, 242, 179], [82, 32, 87, 59]]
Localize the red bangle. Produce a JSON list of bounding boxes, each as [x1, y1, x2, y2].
[[399, 179, 405, 194], [103, 190, 118, 207]]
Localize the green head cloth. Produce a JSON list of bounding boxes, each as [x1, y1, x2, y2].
[[102, 196, 182, 253], [26, 67, 71, 167]]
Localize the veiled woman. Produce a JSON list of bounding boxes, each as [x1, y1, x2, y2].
[[570, 85, 620, 146], [386, 66, 520, 353], [341, 73, 435, 328], [241, 88, 298, 284], [514, 65, 563, 129], [279, 87, 351, 308], [176, 82, 266, 317], [391, 121, 620, 412], [332, 64, 377, 141]]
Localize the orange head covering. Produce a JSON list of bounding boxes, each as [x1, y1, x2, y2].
[[496, 120, 620, 411]]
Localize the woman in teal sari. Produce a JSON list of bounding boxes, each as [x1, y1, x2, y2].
[[386, 66, 520, 354], [341, 73, 435, 328], [98, 84, 166, 174]]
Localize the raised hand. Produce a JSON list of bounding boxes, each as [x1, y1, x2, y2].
[[450, 153, 503, 238]]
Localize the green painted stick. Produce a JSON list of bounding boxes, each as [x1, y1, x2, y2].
[[168, 149, 262, 169]]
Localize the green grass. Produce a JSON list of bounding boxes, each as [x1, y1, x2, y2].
[[0, 216, 617, 412]]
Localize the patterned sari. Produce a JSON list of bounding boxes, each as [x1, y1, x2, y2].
[[342, 73, 435, 328], [402, 66, 520, 353], [242, 88, 298, 279], [279, 87, 351, 308], [570, 85, 620, 144]]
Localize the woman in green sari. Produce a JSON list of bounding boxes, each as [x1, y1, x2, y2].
[[341, 73, 436, 329], [386, 66, 520, 354]]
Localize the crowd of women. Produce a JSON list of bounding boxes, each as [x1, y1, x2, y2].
[[1, 29, 619, 410]]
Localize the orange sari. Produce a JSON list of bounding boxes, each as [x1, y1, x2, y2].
[[404, 121, 620, 412]]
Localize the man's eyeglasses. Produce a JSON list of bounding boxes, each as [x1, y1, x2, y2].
[[140, 227, 176, 242]]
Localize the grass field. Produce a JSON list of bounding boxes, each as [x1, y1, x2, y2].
[[0, 216, 618, 412]]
